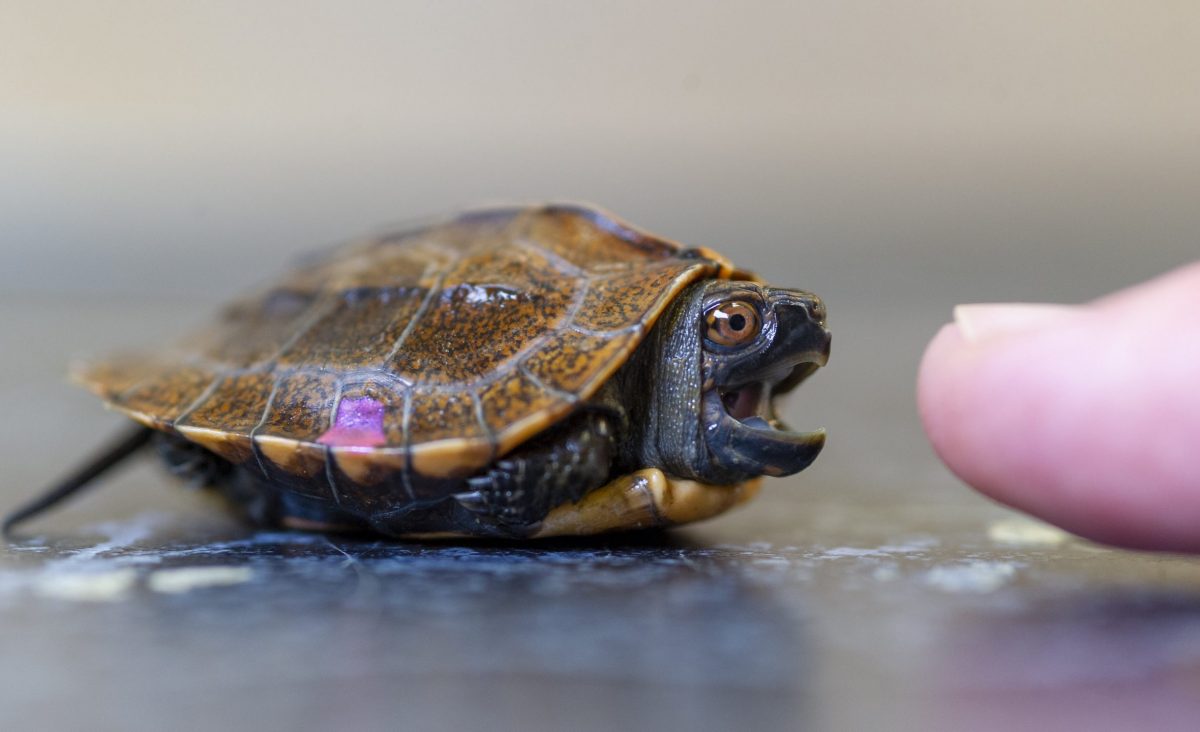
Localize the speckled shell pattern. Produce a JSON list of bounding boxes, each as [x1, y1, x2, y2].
[[76, 204, 733, 495]]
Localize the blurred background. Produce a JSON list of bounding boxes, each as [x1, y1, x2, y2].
[[4, 1, 1197, 302], [3, 3, 1200, 731]]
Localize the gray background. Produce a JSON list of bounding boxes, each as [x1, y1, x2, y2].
[[2, 3, 1200, 731], [3, 1, 1197, 304]]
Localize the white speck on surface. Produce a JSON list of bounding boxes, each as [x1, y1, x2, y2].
[[5, 514, 177, 603], [32, 569, 139, 602], [924, 561, 1020, 593], [987, 518, 1070, 547], [871, 564, 901, 582], [820, 547, 894, 558], [57, 513, 172, 567], [881, 535, 940, 552], [147, 566, 255, 594], [816, 538, 938, 559]]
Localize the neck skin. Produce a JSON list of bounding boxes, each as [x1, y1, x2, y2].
[[612, 283, 714, 482]]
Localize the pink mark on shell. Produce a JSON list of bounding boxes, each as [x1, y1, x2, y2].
[[317, 396, 388, 448]]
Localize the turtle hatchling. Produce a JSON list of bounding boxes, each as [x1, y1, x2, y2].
[[6, 204, 830, 539]]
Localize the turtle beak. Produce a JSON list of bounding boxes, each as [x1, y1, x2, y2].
[[704, 290, 830, 480]]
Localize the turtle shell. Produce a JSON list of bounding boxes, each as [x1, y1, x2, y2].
[[76, 204, 743, 484]]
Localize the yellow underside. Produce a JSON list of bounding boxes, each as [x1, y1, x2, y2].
[[532, 468, 760, 537], [390, 469, 760, 540]]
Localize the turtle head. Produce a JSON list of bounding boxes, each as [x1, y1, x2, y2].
[[697, 281, 830, 482], [631, 279, 830, 485]]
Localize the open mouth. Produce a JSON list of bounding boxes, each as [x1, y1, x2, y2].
[[719, 362, 820, 431], [716, 360, 823, 443], [703, 353, 827, 478]]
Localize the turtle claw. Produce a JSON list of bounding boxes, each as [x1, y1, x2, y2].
[[453, 488, 489, 514]]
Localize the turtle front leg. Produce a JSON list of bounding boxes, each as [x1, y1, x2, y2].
[[454, 411, 616, 532]]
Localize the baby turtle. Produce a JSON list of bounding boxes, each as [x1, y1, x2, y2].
[[5, 204, 830, 539]]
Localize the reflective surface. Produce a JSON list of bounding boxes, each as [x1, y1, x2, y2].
[[4, 298, 1200, 732]]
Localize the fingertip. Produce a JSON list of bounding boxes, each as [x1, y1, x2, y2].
[[916, 287, 1200, 552], [916, 322, 969, 465]]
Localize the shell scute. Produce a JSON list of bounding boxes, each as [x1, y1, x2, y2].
[[405, 389, 495, 478], [114, 366, 216, 425], [386, 242, 577, 385], [407, 388, 488, 447], [519, 204, 678, 270], [572, 259, 707, 333], [522, 329, 636, 395], [257, 370, 340, 442], [197, 289, 321, 368], [477, 369, 575, 455], [177, 372, 273, 433], [75, 353, 179, 401], [275, 290, 425, 370]]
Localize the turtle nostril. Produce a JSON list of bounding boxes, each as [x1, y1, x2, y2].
[[807, 297, 826, 324]]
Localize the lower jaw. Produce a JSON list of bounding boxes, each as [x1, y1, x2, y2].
[[699, 389, 825, 482]]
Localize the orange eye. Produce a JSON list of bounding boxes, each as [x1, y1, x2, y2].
[[705, 301, 761, 347]]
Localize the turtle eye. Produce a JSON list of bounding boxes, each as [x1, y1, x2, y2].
[[705, 300, 762, 348]]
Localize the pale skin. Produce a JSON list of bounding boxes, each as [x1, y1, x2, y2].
[[918, 261, 1200, 552]]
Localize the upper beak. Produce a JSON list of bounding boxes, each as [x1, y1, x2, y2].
[[765, 288, 831, 373]]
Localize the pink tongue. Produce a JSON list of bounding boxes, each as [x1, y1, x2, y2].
[[726, 383, 763, 420]]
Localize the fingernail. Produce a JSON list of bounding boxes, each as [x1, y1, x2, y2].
[[953, 303, 1084, 342]]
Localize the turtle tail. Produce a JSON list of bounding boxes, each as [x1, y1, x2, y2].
[[3, 425, 154, 535]]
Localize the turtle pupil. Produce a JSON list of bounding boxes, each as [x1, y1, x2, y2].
[[729, 314, 746, 331]]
